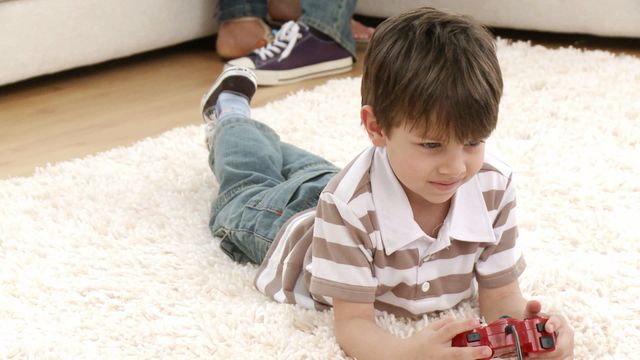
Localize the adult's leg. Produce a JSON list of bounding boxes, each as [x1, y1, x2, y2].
[[299, 0, 357, 58], [218, 0, 267, 22], [269, 0, 372, 47], [225, 0, 356, 85], [216, 0, 272, 58]]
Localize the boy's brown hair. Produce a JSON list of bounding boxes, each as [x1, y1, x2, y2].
[[361, 7, 503, 142]]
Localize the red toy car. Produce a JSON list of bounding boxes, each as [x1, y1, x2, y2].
[[452, 316, 557, 359]]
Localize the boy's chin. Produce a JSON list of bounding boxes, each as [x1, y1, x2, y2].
[[423, 194, 454, 205], [412, 191, 455, 206], [403, 183, 455, 206]]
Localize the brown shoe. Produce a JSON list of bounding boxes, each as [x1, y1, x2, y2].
[[216, 17, 273, 59]]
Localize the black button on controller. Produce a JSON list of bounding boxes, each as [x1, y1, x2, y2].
[[540, 335, 555, 349], [466, 332, 481, 342]]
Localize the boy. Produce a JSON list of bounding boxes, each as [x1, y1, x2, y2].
[[202, 7, 574, 359]]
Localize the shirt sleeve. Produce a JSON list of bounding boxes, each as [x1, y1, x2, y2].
[[475, 173, 526, 288], [308, 192, 378, 303]]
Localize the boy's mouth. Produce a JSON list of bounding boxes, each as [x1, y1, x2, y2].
[[429, 180, 460, 191]]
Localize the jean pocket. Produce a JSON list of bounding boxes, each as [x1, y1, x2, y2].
[[245, 169, 332, 216]]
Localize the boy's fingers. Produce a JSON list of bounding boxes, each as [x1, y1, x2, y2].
[[542, 315, 574, 359], [439, 318, 481, 341], [524, 299, 542, 317], [545, 314, 565, 333], [546, 321, 557, 334], [450, 346, 493, 359], [547, 313, 573, 334], [428, 316, 457, 331]]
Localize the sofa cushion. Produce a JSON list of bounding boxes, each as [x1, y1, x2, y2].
[[0, 0, 219, 86], [356, 0, 640, 38]]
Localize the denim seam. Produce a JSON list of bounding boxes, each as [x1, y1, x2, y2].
[[216, 117, 273, 131], [299, 5, 356, 58], [214, 118, 279, 143], [224, 227, 274, 244], [245, 203, 286, 214], [211, 181, 254, 216], [213, 226, 231, 241], [301, 18, 356, 58], [302, 188, 324, 210], [243, 168, 335, 212], [215, 226, 269, 264], [218, 3, 268, 22], [287, 164, 336, 178]]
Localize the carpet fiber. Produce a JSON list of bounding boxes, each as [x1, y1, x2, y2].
[[1, 40, 639, 359]]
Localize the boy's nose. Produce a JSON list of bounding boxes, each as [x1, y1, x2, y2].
[[438, 152, 466, 177]]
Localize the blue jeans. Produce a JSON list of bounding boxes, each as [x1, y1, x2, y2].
[[208, 117, 338, 264], [218, 0, 357, 57]]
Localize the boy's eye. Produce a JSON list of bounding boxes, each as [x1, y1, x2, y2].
[[465, 139, 485, 147], [422, 142, 441, 149]]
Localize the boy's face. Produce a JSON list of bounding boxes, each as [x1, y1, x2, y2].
[[385, 125, 486, 206], [362, 107, 486, 207]]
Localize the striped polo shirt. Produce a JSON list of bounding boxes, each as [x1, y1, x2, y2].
[[254, 146, 525, 318]]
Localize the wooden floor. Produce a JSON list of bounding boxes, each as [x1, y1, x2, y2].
[[0, 31, 638, 179]]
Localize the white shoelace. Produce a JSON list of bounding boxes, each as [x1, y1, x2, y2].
[[253, 21, 303, 61]]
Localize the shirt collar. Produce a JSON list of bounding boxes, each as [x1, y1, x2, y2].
[[370, 147, 496, 255]]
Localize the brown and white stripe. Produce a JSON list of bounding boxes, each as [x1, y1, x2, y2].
[[254, 147, 525, 318]]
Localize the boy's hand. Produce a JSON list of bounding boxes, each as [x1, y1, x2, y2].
[[412, 317, 492, 359], [524, 300, 575, 359]]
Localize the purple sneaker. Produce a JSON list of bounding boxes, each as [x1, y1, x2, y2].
[[226, 21, 353, 86]]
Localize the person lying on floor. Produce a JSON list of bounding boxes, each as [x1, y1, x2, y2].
[[201, 7, 575, 360]]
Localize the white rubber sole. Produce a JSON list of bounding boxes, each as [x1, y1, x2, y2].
[[227, 57, 354, 86]]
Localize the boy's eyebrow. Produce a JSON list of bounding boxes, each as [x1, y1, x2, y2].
[[414, 133, 448, 142], [416, 135, 488, 144]]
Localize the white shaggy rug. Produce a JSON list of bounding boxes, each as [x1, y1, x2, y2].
[[1, 40, 639, 359]]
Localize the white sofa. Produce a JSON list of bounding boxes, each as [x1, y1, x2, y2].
[[1, 0, 639, 86], [357, 0, 640, 39], [0, 0, 219, 86]]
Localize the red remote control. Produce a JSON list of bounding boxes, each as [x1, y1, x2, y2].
[[452, 316, 557, 359]]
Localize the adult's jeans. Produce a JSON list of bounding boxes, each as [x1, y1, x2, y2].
[[208, 116, 338, 265], [217, 0, 357, 57]]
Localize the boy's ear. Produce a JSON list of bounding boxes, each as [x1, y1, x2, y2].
[[360, 105, 387, 147]]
